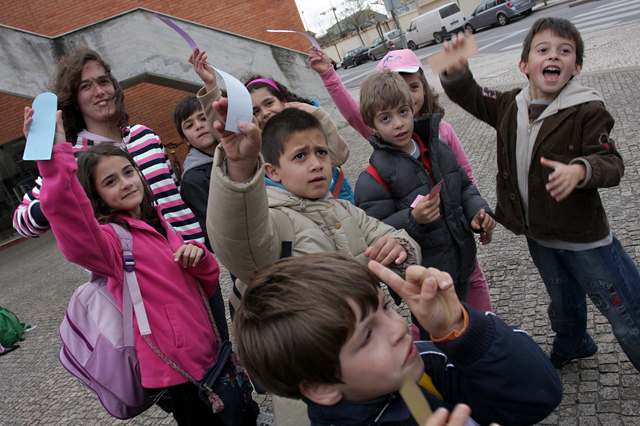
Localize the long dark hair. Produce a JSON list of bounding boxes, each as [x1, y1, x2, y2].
[[76, 144, 160, 228], [50, 47, 128, 142], [243, 74, 314, 106]]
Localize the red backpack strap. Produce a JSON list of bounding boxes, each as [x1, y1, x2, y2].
[[332, 167, 345, 199], [366, 165, 391, 195]]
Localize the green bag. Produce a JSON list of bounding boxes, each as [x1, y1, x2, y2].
[[0, 306, 26, 347]]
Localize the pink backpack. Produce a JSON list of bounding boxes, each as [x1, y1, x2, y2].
[[58, 224, 154, 419]]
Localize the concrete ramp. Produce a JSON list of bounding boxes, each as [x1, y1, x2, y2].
[[0, 8, 346, 125]]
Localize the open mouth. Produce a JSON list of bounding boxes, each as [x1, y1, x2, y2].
[[95, 99, 111, 107], [405, 341, 418, 365], [309, 176, 326, 184], [396, 131, 409, 139], [543, 66, 561, 82]]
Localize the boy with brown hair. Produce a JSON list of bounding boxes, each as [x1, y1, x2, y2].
[[440, 18, 640, 370], [234, 252, 562, 426], [355, 71, 495, 339], [206, 98, 420, 289]]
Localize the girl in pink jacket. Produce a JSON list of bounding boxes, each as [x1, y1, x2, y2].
[[29, 109, 252, 425]]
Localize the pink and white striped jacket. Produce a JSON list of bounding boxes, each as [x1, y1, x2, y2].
[[13, 125, 204, 243]]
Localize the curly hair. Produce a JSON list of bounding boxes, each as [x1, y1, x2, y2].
[[49, 47, 128, 142]]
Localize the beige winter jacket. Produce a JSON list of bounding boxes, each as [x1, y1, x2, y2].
[[207, 146, 421, 284]]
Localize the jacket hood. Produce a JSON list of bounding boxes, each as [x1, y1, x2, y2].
[[528, 80, 605, 121], [306, 393, 413, 425], [182, 148, 213, 176]]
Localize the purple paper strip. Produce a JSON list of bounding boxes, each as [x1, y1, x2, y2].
[[155, 13, 198, 51]]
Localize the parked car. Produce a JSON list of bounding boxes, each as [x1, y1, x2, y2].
[[464, 0, 535, 33], [406, 2, 465, 49], [341, 45, 371, 69], [368, 29, 405, 61]]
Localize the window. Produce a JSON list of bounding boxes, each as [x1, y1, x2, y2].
[[440, 4, 461, 18], [474, 3, 486, 15], [486, 0, 497, 9], [409, 21, 416, 31]]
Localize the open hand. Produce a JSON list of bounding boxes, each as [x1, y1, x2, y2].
[[541, 156, 586, 202], [442, 31, 473, 74], [368, 261, 464, 339], [365, 236, 407, 266], [174, 244, 205, 268]]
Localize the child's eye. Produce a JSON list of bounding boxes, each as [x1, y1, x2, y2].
[[380, 116, 390, 123], [294, 153, 305, 160], [79, 83, 91, 91], [410, 84, 420, 91], [253, 108, 260, 116], [99, 78, 111, 86], [184, 122, 192, 129], [124, 168, 135, 176], [104, 178, 115, 186], [317, 149, 328, 156], [538, 48, 547, 53], [362, 329, 373, 346], [266, 101, 273, 107], [400, 109, 408, 116]]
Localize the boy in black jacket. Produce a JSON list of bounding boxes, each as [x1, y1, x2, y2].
[[234, 252, 562, 426], [355, 72, 495, 338]]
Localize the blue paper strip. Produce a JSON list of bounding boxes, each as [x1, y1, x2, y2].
[[23, 92, 58, 161]]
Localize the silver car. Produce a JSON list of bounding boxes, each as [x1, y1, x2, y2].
[[368, 29, 405, 61], [465, 0, 535, 33]]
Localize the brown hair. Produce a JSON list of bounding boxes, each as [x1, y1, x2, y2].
[[76, 144, 160, 229], [360, 71, 414, 128], [50, 47, 128, 142], [244, 74, 314, 106], [172, 95, 203, 141], [261, 108, 326, 167], [521, 17, 584, 66], [404, 69, 445, 118], [234, 252, 381, 399]]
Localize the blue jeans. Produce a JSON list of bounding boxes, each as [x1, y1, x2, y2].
[[527, 235, 640, 370]]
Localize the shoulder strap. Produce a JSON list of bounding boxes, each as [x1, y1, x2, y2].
[[366, 164, 392, 195], [272, 209, 294, 258], [109, 224, 151, 342], [332, 167, 345, 199]]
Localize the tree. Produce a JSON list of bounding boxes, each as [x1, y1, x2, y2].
[[340, 0, 377, 45]]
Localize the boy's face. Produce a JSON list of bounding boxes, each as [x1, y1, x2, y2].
[[519, 29, 582, 101], [265, 128, 332, 199], [372, 103, 415, 154], [181, 109, 216, 155], [335, 292, 424, 402]]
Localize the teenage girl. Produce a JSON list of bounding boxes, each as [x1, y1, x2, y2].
[[308, 47, 493, 320], [27, 110, 255, 426], [13, 47, 204, 244]]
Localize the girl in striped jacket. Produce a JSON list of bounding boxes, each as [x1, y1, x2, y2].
[[13, 47, 203, 243]]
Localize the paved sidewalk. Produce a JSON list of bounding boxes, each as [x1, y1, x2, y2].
[[2, 24, 640, 426]]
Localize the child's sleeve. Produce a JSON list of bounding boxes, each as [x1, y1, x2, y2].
[[440, 68, 506, 129], [318, 67, 373, 140], [180, 172, 212, 251], [207, 145, 282, 284], [439, 121, 477, 185], [343, 199, 422, 270], [422, 306, 563, 426], [574, 102, 624, 188], [12, 176, 51, 238], [37, 143, 124, 278], [311, 107, 350, 168]]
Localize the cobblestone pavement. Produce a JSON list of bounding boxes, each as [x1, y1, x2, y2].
[[2, 20, 640, 426]]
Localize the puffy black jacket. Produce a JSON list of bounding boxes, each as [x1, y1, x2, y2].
[[355, 114, 492, 285]]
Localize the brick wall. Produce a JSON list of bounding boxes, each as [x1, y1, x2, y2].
[[0, 0, 306, 162]]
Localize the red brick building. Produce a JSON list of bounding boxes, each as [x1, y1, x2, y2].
[[0, 0, 305, 239]]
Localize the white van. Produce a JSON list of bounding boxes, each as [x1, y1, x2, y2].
[[405, 3, 465, 49]]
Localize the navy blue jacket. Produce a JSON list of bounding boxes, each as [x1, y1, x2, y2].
[[355, 114, 491, 285], [305, 305, 562, 426]]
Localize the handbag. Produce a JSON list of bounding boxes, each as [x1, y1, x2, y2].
[[143, 281, 256, 425]]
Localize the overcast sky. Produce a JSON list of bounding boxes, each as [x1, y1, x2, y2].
[[293, 0, 388, 36]]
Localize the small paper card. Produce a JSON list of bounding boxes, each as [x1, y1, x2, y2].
[[410, 180, 444, 208], [23, 92, 58, 161], [155, 14, 253, 133], [267, 29, 322, 50], [427, 36, 479, 74], [399, 376, 433, 425]]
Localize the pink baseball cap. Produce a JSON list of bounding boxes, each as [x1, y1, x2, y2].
[[376, 49, 423, 73]]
